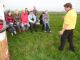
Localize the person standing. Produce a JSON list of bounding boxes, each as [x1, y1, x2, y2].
[[33, 6, 38, 22], [59, 3, 77, 52], [33, 6, 38, 16]]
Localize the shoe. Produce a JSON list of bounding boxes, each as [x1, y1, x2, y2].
[[48, 31, 51, 33], [44, 31, 46, 32], [14, 31, 17, 35], [11, 33, 13, 36], [69, 48, 75, 52], [58, 47, 64, 51], [49, 31, 51, 33]]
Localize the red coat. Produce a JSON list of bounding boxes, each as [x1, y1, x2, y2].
[[21, 12, 28, 24], [6, 15, 14, 23]]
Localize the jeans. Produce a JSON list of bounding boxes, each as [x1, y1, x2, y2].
[[21, 23, 29, 31], [15, 22, 21, 30], [43, 23, 50, 32], [7, 23, 16, 33], [29, 22, 38, 32]]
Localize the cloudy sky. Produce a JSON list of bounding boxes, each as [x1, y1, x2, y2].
[[1, 0, 80, 12]]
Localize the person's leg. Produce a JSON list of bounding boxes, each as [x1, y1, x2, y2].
[[8, 26, 13, 36], [16, 22, 21, 32], [43, 23, 46, 32], [42, 24, 44, 31], [11, 24, 17, 34], [59, 30, 68, 51], [29, 23, 33, 33], [9, 23, 16, 35], [21, 23, 25, 32], [42, 20, 44, 31], [68, 30, 75, 51], [46, 23, 51, 32], [25, 24, 29, 31], [34, 23, 38, 32], [9, 24, 14, 32]]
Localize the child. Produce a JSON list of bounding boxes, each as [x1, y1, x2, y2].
[[39, 12, 45, 31], [21, 9, 29, 32], [6, 11, 17, 36], [42, 11, 51, 33], [14, 9, 21, 32]]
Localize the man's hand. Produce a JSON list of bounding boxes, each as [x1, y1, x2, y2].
[[59, 30, 65, 35]]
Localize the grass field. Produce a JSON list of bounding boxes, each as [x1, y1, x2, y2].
[[7, 13, 80, 60]]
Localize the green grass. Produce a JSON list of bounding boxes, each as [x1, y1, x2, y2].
[[7, 13, 80, 60]]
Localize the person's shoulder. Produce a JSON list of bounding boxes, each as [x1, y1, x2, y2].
[[71, 9, 77, 15], [70, 9, 76, 13], [28, 14, 31, 17]]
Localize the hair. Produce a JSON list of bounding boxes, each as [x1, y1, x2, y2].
[[42, 12, 45, 14], [7, 10, 12, 16], [0, 20, 3, 22], [64, 3, 72, 8], [7, 11, 11, 14], [25, 8, 28, 9]]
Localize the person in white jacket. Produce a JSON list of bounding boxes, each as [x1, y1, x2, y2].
[[28, 11, 38, 32]]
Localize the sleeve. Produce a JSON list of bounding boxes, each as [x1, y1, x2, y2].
[[28, 15, 34, 23], [12, 16, 15, 23], [33, 15, 36, 23], [5, 16, 8, 23]]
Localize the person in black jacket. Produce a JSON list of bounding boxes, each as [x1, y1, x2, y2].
[[39, 12, 45, 31]]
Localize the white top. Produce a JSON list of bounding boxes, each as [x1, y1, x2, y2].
[[28, 14, 36, 23]]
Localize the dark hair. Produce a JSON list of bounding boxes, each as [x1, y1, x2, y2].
[[7, 11, 11, 14], [0, 20, 3, 22], [7, 10, 12, 16], [42, 12, 45, 14], [64, 3, 72, 8], [25, 8, 28, 9]]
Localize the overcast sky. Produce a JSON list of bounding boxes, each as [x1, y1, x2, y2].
[[1, 0, 80, 12]]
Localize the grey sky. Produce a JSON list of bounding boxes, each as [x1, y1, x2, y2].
[[1, 0, 80, 12]]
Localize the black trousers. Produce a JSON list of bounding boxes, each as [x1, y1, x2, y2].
[[29, 23, 38, 32], [59, 30, 75, 51]]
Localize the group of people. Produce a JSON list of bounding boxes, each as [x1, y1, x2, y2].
[[5, 7, 51, 36], [0, 3, 77, 52]]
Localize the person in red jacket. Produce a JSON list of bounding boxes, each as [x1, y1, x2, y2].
[[6, 11, 16, 36], [21, 9, 30, 32]]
